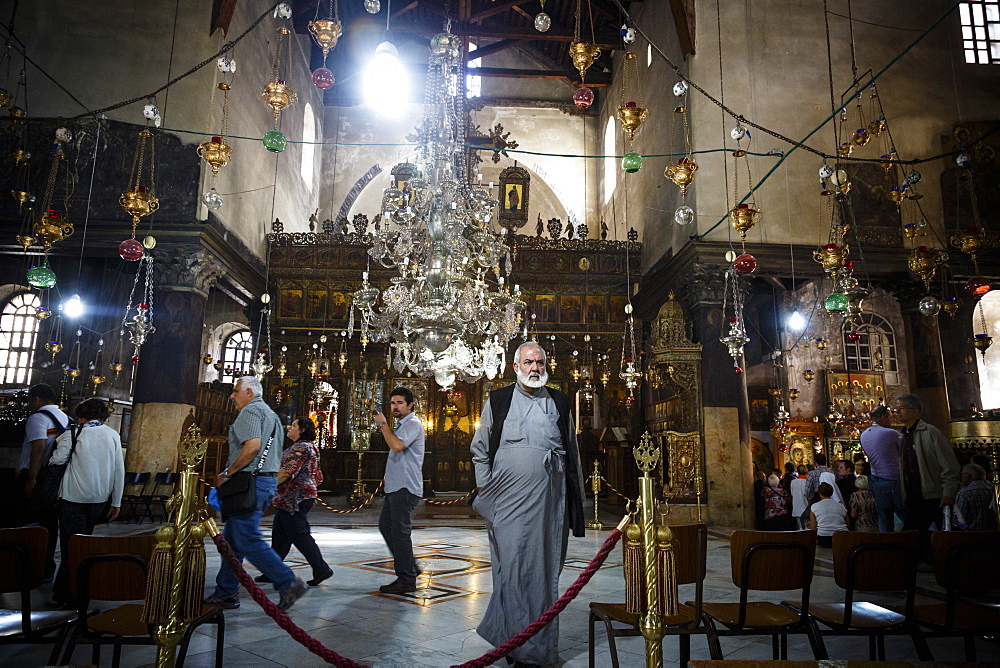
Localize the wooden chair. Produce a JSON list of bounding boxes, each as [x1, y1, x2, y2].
[[0, 527, 82, 663], [120, 472, 151, 523], [782, 530, 931, 660], [588, 524, 721, 667], [697, 529, 827, 660], [58, 534, 225, 667], [893, 530, 1000, 661]]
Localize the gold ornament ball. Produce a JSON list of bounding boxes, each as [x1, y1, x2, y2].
[[261, 293, 271, 304], [142, 235, 157, 249]]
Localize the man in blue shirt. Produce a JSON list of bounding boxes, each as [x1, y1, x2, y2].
[[205, 376, 306, 612], [374, 387, 425, 594], [860, 405, 904, 531]]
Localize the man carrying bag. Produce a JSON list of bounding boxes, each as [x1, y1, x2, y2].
[[204, 376, 307, 612]]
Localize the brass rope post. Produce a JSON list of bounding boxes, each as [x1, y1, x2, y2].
[[155, 425, 209, 668], [634, 432, 667, 668], [588, 459, 604, 530]]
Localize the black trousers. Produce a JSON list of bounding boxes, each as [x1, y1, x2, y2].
[[378, 489, 420, 583], [902, 485, 943, 563], [271, 499, 330, 578], [53, 500, 108, 603]]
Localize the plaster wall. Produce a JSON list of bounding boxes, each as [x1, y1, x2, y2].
[[194, 2, 325, 255], [11, 0, 323, 258], [317, 103, 601, 237], [596, 0, 690, 266], [685, 0, 1000, 250]]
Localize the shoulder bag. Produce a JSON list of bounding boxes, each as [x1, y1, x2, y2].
[[217, 415, 277, 517], [31, 423, 80, 509]]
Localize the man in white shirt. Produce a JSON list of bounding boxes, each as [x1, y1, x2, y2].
[[18, 384, 70, 580]]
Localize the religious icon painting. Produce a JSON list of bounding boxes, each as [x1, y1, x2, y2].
[[498, 165, 529, 230], [534, 294, 557, 323], [307, 289, 328, 320], [279, 289, 303, 319], [609, 295, 629, 323], [559, 295, 582, 324], [329, 291, 348, 320], [585, 295, 607, 324]]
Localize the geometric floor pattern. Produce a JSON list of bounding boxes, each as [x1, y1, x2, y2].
[[1, 502, 998, 667]]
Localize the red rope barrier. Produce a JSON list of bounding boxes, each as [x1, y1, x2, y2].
[[451, 528, 623, 668], [210, 533, 369, 668], [209, 526, 622, 668]]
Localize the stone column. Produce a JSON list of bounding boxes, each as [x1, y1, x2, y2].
[[126, 245, 224, 473], [680, 264, 755, 528]]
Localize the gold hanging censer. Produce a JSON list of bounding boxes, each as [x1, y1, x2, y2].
[[907, 245, 945, 293], [262, 26, 298, 126], [728, 131, 760, 242], [973, 300, 992, 359], [119, 126, 158, 261], [197, 80, 233, 210], [616, 51, 648, 142], [569, 0, 601, 82], [308, 0, 343, 62], [90, 340, 106, 395]]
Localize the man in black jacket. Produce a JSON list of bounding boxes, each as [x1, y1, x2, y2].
[[471, 341, 586, 668]]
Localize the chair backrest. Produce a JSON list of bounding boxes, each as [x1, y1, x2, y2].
[[670, 523, 708, 586], [932, 530, 1000, 593], [0, 527, 47, 593], [68, 534, 156, 601], [151, 471, 179, 495], [832, 530, 919, 592], [124, 471, 151, 495], [730, 529, 816, 591]]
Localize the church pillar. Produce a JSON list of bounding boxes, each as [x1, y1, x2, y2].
[[126, 245, 224, 473], [902, 305, 951, 427], [680, 265, 755, 528]]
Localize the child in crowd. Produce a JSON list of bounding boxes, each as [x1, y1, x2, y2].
[[809, 481, 848, 547]]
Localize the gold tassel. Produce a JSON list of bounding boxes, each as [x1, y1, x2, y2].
[[142, 525, 176, 624], [182, 525, 208, 620], [623, 521, 644, 615], [656, 525, 679, 616]]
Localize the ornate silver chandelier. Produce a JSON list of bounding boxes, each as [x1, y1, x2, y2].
[[351, 24, 525, 389]]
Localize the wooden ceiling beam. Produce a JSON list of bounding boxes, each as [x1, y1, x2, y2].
[[474, 66, 611, 86], [468, 39, 525, 61], [211, 0, 239, 36], [395, 22, 622, 48], [470, 1, 525, 23], [391, 1, 420, 19]]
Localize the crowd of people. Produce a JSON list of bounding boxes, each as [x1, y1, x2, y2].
[[755, 396, 998, 556]]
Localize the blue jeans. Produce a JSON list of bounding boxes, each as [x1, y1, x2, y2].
[[870, 475, 906, 532], [213, 476, 295, 596]]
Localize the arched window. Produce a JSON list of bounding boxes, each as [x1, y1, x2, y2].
[[975, 290, 1000, 408], [0, 292, 41, 385], [842, 313, 898, 385], [221, 330, 253, 384], [301, 102, 316, 187], [603, 115, 616, 204], [466, 42, 481, 98]]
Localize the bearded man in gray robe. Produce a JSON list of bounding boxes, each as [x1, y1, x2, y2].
[[471, 341, 586, 667]]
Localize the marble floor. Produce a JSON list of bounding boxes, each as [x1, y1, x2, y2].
[[2, 500, 998, 667]]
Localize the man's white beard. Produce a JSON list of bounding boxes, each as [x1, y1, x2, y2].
[[517, 368, 548, 389]]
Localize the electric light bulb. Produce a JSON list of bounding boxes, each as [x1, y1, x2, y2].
[[64, 294, 85, 319], [786, 310, 806, 332], [364, 40, 409, 115]]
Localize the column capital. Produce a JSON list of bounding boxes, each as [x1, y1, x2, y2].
[[151, 244, 225, 296], [676, 263, 729, 308]]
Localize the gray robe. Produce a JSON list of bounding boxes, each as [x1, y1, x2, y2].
[[470, 385, 580, 666]]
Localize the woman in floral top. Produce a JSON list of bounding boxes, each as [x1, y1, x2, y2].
[[849, 475, 879, 533], [257, 417, 333, 587]]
